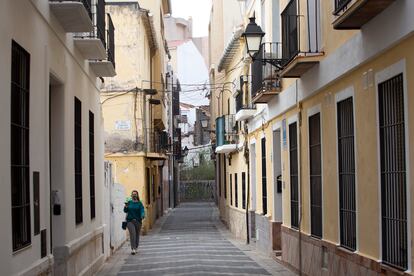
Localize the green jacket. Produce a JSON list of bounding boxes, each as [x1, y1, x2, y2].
[[124, 200, 145, 222]]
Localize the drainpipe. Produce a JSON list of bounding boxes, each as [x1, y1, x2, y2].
[[245, 137, 250, 244], [296, 80, 303, 276]]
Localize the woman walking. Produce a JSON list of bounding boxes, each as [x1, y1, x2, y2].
[[124, 190, 145, 255]]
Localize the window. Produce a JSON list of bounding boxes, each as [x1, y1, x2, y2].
[[89, 111, 95, 219], [235, 173, 238, 208], [74, 97, 83, 224], [218, 156, 221, 197], [337, 97, 356, 251], [309, 113, 322, 238], [261, 137, 267, 215], [11, 41, 31, 251], [146, 168, 151, 205], [223, 155, 226, 199], [289, 122, 299, 229], [242, 172, 246, 209], [230, 174, 233, 206], [379, 73, 408, 270], [224, 159, 227, 199], [281, 0, 298, 62]]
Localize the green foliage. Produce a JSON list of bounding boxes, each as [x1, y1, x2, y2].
[[180, 161, 215, 181], [180, 149, 215, 181]]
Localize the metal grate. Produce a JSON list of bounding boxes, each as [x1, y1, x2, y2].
[[251, 47, 263, 98], [223, 155, 226, 199], [309, 113, 322, 239], [89, 111, 95, 220], [334, 0, 352, 15], [95, 0, 106, 48], [281, 0, 298, 64], [289, 122, 299, 229], [261, 137, 267, 215], [224, 157, 227, 199], [218, 156, 221, 197], [146, 167, 151, 204], [235, 173, 238, 208], [107, 14, 115, 68], [11, 41, 31, 251], [74, 97, 83, 224], [230, 173, 233, 206], [337, 97, 356, 251], [242, 172, 246, 209], [379, 73, 407, 270]]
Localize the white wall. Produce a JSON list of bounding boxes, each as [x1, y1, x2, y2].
[[0, 1, 106, 275]]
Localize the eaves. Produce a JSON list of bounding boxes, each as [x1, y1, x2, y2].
[[217, 27, 243, 73]]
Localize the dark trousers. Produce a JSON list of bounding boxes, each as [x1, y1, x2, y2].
[[127, 220, 142, 249]]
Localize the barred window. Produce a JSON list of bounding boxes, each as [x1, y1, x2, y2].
[[309, 113, 322, 238], [379, 73, 408, 270], [11, 40, 31, 251], [261, 137, 267, 215], [89, 111, 95, 219], [337, 97, 356, 251], [74, 97, 83, 224], [289, 122, 299, 229], [235, 173, 238, 208]]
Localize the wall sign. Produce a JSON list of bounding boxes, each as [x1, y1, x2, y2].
[[115, 120, 131, 130]]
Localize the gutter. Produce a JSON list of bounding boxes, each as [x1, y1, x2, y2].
[[217, 27, 244, 72]]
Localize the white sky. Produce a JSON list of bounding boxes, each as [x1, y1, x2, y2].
[[171, 0, 212, 37]]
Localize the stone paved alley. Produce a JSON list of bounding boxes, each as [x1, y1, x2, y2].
[[98, 203, 295, 276]]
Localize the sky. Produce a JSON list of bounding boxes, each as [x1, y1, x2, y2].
[[171, 0, 212, 37]]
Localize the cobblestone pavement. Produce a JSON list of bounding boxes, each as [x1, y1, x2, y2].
[[98, 202, 295, 276]]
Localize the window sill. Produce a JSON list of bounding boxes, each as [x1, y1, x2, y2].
[[13, 243, 32, 256]]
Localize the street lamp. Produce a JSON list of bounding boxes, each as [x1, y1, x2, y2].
[[242, 17, 265, 59], [242, 17, 283, 70], [182, 146, 189, 157], [201, 119, 208, 128]]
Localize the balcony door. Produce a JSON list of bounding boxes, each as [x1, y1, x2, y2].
[[281, 0, 298, 62], [308, 0, 321, 53]]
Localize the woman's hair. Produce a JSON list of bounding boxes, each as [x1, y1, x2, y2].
[[131, 190, 140, 201]]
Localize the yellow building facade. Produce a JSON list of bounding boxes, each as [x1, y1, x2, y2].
[[211, 0, 414, 275], [102, 0, 171, 233]]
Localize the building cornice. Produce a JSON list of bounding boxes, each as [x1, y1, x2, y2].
[[217, 27, 244, 73]]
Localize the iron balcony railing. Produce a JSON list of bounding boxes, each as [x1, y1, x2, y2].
[[107, 14, 115, 68], [333, 0, 352, 15], [50, 0, 92, 19], [215, 114, 238, 147], [75, 0, 106, 48], [251, 42, 283, 99], [281, 0, 321, 64], [147, 128, 168, 154], [235, 91, 255, 113]]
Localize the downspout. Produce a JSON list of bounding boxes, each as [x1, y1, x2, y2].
[[296, 80, 303, 276], [245, 138, 250, 244]]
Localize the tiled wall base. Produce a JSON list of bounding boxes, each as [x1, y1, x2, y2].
[[281, 226, 409, 276], [54, 228, 105, 276], [255, 214, 272, 256], [227, 207, 248, 240]]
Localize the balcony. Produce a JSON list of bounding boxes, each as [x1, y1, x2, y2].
[[279, 0, 323, 78], [235, 90, 256, 122], [251, 43, 283, 104], [333, 0, 396, 30], [146, 129, 168, 160], [215, 115, 238, 154], [89, 14, 116, 77], [74, 0, 107, 60], [49, 0, 93, 33]]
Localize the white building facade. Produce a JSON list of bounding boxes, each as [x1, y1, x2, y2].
[[0, 0, 115, 275]]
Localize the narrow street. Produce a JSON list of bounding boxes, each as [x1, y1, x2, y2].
[[98, 203, 294, 276]]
